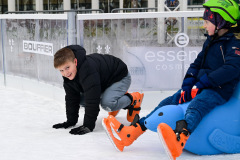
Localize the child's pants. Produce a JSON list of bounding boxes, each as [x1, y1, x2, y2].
[[100, 73, 132, 112], [140, 89, 226, 133]]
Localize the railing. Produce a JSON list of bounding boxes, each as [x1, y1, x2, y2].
[[188, 5, 205, 11], [4, 9, 104, 14], [3, 6, 204, 15], [111, 6, 204, 13], [111, 8, 157, 13], [76, 11, 205, 91]]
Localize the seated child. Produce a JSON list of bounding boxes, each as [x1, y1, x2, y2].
[[103, 0, 240, 159]]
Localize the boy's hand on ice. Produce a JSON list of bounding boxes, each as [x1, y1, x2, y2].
[[52, 121, 76, 129], [69, 125, 91, 135]]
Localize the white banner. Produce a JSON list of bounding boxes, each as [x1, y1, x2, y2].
[[23, 40, 53, 56], [125, 46, 202, 90]]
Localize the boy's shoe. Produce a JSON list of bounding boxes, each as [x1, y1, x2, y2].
[[126, 92, 144, 122], [108, 110, 120, 117], [157, 121, 189, 160], [102, 114, 145, 152]]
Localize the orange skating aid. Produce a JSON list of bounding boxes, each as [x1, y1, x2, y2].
[[102, 115, 145, 152], [127, 92, 144, 122], [157, 123, 189, 160]]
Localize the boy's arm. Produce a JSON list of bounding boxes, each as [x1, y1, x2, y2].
[[53, 83, 80, 129], [185, 43, 207, 78], [64, 82, 81, 125], [81, 71, 101, 132], [179, 43, 206, 102], [207, 45, 240, 87], [185, 37, 212, 78]]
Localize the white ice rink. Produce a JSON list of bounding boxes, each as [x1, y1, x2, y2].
[[1, 86, 240, 160]]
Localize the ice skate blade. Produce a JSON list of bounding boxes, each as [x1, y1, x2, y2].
[[102, 118, 124, 152], [157, 126, 175, 160]]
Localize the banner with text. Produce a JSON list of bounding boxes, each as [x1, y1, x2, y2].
[[125, 46, 202, 91]]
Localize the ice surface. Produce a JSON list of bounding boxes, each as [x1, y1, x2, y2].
[[0, 86, 240, 160]]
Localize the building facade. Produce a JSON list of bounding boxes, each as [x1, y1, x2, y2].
[[0, 0, 205, 14]]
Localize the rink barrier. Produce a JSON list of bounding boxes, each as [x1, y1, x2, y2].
[[0, 14, 68, 19], [76, 11, 203, 20], [0, 11, 204, 101]]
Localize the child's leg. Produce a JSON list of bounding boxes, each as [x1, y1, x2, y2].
[[138, 89, 182, 127], [185, 89, 226, 133], [157, 89, 226, 159], [100, 73, 131, 111], [143, 89, 181, 119]]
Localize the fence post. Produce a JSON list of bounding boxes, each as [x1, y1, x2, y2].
[[148, 0, 155, 11], [1, 19, 6, 86], [67, 11, 77, 45], [92, 0, 99, 13], [8, 0, 16, 12], [179, 0, 188, 34], [36, 0, 43, 12], [77, 19, 84, 47], [120, 0, 124, 13], [157, 0, 165, 44], [179, 0, 188, 80], [64, 0, 71, 12]]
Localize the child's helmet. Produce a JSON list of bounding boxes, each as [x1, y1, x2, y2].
[[203, 0, 240, 24]]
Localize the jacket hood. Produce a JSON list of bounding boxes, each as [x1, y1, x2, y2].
[[65, 45, 86, 69]]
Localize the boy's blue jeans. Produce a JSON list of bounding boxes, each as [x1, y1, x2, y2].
[[100, 73, 132, 111], [140, 89, 226, 133], [79, 73, 132, 111]]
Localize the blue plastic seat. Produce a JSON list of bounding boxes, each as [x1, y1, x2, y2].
[[144, 82, 240, 155]]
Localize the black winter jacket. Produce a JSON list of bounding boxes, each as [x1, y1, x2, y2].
[[63, 45, 128, 131], [186, 32, 240, 100]]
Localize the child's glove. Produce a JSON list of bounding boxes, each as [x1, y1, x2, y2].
[[191, 74, 212, 99], [52, 121, 76, 129], [179, 77, 196, 104], [69, 125, 91, 135], [191, 86, 199, 99]]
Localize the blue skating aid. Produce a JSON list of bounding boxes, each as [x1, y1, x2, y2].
[[143, 103, 188, 132], [144, 82, 240, 155], [209, 129, 240, 154]]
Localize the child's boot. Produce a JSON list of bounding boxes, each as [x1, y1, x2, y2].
[[125, 92, 144, 122], [102, 114, 145, 152], [157, 120, 190, 160], [108, 110, 120, 117]]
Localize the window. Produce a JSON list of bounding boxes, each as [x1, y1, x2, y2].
[[71, 0, 91, 10], [0, 0, 8, 14], [188, 0, 204, 5], [99, 0, 119, 13], [16, 0, 36, 11], [49, 0, 63, 10]]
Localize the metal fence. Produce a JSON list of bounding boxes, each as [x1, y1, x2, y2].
[[76, 11, 204, 90], [110, 6, 203, 13], [4, 9, 104, 14]]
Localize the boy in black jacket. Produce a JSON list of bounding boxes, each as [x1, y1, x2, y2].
[[52, 45, 144, 135]]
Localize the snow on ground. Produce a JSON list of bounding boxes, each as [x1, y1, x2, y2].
[[0, 86, 240, 160]]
